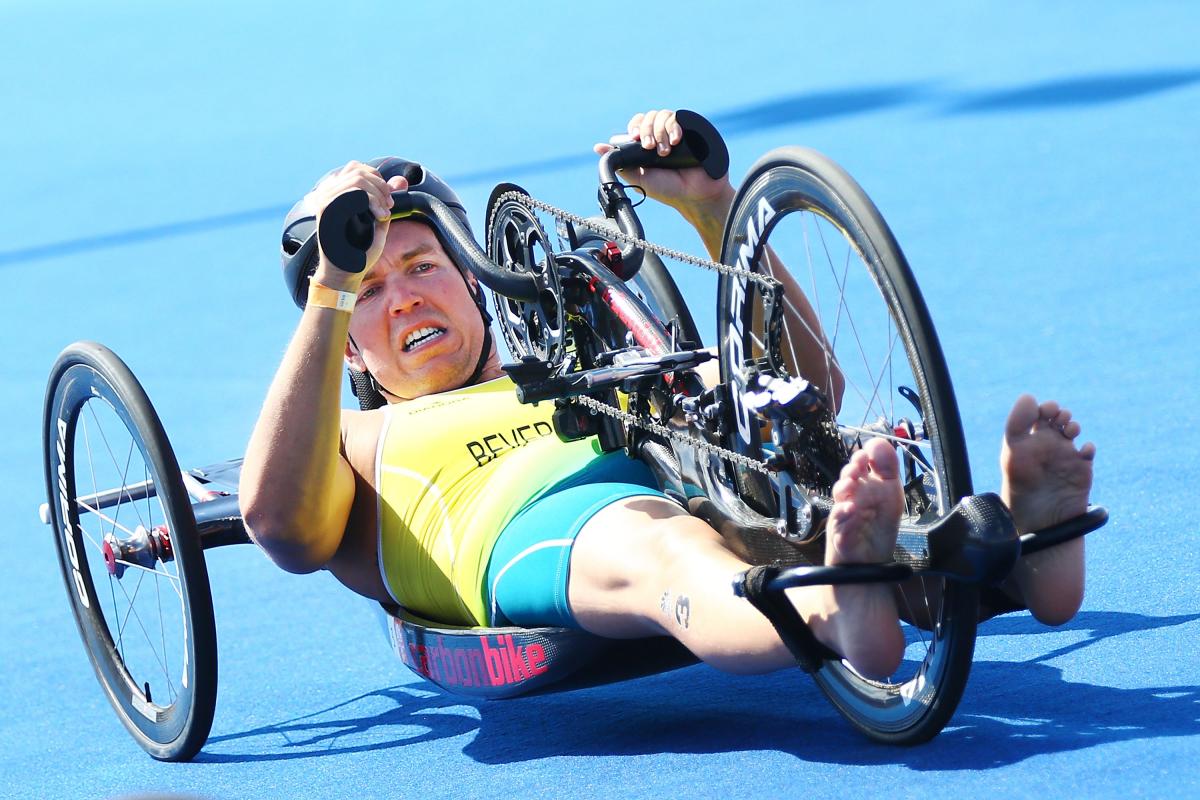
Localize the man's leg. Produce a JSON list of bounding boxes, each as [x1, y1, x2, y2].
[[568, 438, 906, 679], [997, 394, 1096, 624]]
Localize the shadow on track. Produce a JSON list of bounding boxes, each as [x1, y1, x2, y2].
[[940, 68, 1200, 114], [197, 610, 1200, 766], [6, 67, 1196, 269]]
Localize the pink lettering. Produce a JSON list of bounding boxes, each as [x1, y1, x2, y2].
[[482, 638, 507, 686], [505, 635, 531, 682], [455, 650, 472, 687], [527, 643, 547, 675]]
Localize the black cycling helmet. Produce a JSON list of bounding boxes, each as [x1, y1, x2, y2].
[[280, 157, 492, 410], [281, 156, 474, 309]]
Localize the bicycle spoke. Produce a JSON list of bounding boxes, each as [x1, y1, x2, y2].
[[113, 569, 175, 692], [110, 558, 183, 594], [75, 513, 185, 597], [757, 255, 879, 412], [816, 222, 886, 419], [854, 328, 900, 433], [80, 413, 102, 521], [804, 214, 850, 395], [117, 437, 149, 531], [773, 217, 878, 415], [86, 403, 151, 536], [75, 497, 141, 539], [887, 312, 896, 433], [86, 404, 128, 537], [145, 460, 154, 546], [838, 424, 934, 454], [898, 588, 931, 655], [75, 413, 113, 564], [154, 564, 176, 703], [107, 572, 124, 662]]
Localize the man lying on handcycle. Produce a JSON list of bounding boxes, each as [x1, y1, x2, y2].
[[240, 109, 1096, 680]]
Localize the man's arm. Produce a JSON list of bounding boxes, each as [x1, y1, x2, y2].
[[239, 306, 358, 573], [239, 162, 401, 573], [598, 109, 845, 409]]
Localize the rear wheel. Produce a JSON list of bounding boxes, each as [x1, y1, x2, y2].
[[717, 148, 976, 744], [43, 341, 217, 761]]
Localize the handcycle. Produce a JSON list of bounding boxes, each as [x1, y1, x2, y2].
[[40, 110, 1108, 761]]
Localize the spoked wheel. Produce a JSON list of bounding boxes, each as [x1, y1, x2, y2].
[[717, 148, 975, 744], [43, 341, 216, 761], [485, 183, 566, 365]]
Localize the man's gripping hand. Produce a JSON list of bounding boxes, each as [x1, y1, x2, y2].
[[593, 109, 735, 223], [594, 108, 736, 258], [306, 162, 408, 291]]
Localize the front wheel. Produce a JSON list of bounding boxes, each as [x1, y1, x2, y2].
[[716, 148, 976, 744], [43, 342, 217, 761]]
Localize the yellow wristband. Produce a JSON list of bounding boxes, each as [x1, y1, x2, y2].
[[307, 281, 356, 313]]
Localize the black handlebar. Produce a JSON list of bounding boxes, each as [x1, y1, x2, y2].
[[315, 108, 728, 291], [316, 189, 375, 273], [602, 109, 729, 181], [596, 109, 728, 278], [317, 190, 539, 301]]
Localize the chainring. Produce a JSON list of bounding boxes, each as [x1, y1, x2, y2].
[[485, 185, 566, 367]]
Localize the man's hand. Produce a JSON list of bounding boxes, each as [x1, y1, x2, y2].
[[306, 161, 408, 291], [594, 109, 736, 258], [594, 110, 735, 219]]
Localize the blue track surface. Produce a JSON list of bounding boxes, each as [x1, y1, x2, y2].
[[2, 2, 1198, 798]]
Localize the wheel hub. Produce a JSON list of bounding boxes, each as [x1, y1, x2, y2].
[[102, 524, 173, 579]]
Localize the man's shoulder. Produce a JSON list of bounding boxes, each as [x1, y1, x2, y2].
[[340, 407, 388, 483]]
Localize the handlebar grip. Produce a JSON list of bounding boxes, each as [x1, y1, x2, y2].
[[317, 189, 375, 274], [315, 191, 423, 274], [608, 109, 729, 180], [317, 188, 540, 302]]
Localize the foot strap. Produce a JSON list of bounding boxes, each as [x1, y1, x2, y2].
[[737, 565, 841, 673]]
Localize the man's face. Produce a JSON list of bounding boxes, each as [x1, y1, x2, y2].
[[346, 220, 484, 400]]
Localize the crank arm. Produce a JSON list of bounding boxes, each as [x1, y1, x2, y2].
[[513, 350, 710, 403]]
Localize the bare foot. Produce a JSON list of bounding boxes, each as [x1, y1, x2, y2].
[[1000, 394, 1096, 625], [815, 438, 905, 678]]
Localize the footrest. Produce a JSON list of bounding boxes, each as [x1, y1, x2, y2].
[[734, 562, 914, 593], [924, 492, 1020, 584], [734, 565, 841, 673], [1018, 505, 1108, 556]]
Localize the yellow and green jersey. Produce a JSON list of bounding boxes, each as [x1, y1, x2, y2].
[[374, 376, 603, 625]]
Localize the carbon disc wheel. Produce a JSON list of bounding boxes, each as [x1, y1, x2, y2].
[[717, 148, 976, 744], [43, 341, 217, 761]]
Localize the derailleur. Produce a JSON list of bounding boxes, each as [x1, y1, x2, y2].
[[744, 372, 846, 542]]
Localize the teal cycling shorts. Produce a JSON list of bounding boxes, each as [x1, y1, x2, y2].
[[483, 452, 665, 628]]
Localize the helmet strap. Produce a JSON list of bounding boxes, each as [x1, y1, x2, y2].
[[454, 274, 494, 390]]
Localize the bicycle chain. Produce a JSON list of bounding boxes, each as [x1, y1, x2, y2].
[[572, 394, 772, 475], [490, 189, 778, 476], [491, 191, 782, 291]]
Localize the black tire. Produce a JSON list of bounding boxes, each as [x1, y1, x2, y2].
[[43, 341, 217, 761], [716, 148, 976, 744]]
